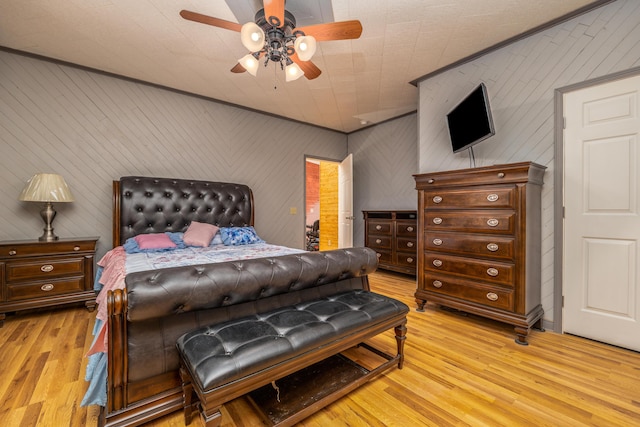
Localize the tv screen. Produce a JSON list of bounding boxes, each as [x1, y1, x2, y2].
[[446, 83, 495, 153]]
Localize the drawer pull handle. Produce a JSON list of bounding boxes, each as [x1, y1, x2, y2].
[[73, 246, 81, 251], [8, 250, 17, 256], [406, 242, 414, 248], [497, 172, 505, 178], [41, 284, 54, 292], [406, 257, 414, 264], [433, 238, 442, 246], [432, 280, 443, 288], [487, 193, 499, 202], [428, 179, 435, 184], [376, 225, 382, 231], [376, 252, 381, 258], [487, 268, 499, 277], [486, 292, 499, 301], [487, 243, 499, 252], [433, 217, 442, 225], [376, 239, 382, 244], [41, 264, 54, 273], [433, 196, 442, 204], [487, 218, 499, 227], [433, 259, 443, 267], [406, 226, 414, 232]]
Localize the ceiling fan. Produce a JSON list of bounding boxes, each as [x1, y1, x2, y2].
[[180, 0, 362, 81]]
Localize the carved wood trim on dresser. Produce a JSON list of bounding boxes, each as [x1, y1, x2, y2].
[[363, 210, 417, 275], [414, 162, 546, 345]]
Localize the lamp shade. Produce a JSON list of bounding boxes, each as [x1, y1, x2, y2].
[[294, 35, 317, 61], [285, 62, 305, 82], [238, 54, 260, 76], [240, 22, 265, 52], [19, 173, 74, 202]]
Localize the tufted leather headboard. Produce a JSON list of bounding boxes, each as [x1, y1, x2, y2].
[[113, 176, 254, 246]]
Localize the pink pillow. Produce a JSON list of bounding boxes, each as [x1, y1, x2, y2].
[[134, 233, 177, 250], [183, 221, 220, 247]]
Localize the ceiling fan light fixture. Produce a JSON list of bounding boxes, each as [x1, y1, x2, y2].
[[285, 62, 305, 82], [238, 53, 260, 76], [294, 35, 317, 61], [240, 22, 265, 52]]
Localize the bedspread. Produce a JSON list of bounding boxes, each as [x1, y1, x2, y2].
[[82, 242, 303, 407]]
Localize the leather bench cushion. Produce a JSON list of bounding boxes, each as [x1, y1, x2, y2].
[[177, 290, 408, 391]]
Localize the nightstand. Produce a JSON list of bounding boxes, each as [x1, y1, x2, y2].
[[0, 237, 99, 327]]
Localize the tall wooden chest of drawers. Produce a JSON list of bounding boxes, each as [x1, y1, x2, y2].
[[414, 162, 546, 344], [0, 237, 98, 327], [363, 210, 417, 275]]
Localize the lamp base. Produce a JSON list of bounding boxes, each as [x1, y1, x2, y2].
[[39, 202, 59, 242]]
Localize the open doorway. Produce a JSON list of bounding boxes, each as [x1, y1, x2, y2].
[[305, 155, 353, 251]]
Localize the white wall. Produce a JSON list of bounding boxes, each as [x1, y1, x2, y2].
[[0, 50, 347, 259], [417, 0, 640, 327]]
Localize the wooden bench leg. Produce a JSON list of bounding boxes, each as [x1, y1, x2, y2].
[[180, 364, 196, 425], [395, 323, 407, 369], [200, 405, 223, 427]]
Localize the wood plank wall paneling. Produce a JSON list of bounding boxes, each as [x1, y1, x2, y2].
[[349, 114, 418, 248], [0, 50, 348, 259], [319, 161, 338, 250], [417, 0, 640, 328]]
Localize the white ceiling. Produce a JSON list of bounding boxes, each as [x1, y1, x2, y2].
[[0, 0, 604, 133]]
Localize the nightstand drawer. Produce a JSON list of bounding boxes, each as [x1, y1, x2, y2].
[[6, 258, 84, 283], [0, 241, 95, 257], [6, 277, 84, 301]]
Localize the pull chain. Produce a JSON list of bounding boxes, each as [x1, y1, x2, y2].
[[274, 63, 278, 90]]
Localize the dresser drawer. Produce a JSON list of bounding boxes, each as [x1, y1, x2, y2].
[[368, 235, 392, 249], [424, 273, 514, 311], [6, 257, 84, 283], [368, 222, 392, 235], [373, 250, 392, 265], [425, 210, 515, 234], [425, 232, 515, 260], [424, 252, 514, 286], [396, 252, 417, 268], [396, 237, 416, 252], [396, 221, 417, 236], [6, 277, 85, 301], [424, 186, 515, 209]]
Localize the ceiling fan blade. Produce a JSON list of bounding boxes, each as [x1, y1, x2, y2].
[[295, 20, 363, 41], [231, 63, 246, 73], [263, 0, 285, 27], [290, 53, 322, 80], [180, 10, 242, 32]]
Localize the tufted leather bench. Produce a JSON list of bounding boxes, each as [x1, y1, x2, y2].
[[176, 290, 408, 427]]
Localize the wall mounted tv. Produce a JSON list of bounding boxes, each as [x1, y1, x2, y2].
[[446, 83, 495, 153]]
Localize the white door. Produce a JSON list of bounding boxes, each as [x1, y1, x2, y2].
[[563, 74, 640, 351], [338, 154, 353, 248]]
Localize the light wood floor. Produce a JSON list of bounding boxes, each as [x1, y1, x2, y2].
[[1, 271, 639, 426]]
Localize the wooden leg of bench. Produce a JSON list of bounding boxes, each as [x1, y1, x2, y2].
[[395, 323, 407, 369], [179, 364, 195, 425], [200, 406, 223, 427]]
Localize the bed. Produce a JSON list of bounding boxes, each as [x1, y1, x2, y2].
[[82, 176, 396, 427]]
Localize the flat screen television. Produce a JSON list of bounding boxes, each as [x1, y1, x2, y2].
[[446, 83, 495, 153]]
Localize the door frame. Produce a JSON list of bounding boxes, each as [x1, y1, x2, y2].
[[553, 65, 640, 333], [304, 154, 342, 250]]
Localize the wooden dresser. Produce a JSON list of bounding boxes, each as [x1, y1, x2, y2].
[[0, 237, 98, 327], [363, 210, 417, 275], [414, 162, 545, 344]]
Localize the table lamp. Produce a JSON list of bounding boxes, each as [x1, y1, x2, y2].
[[19, 173, 75, 241]]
